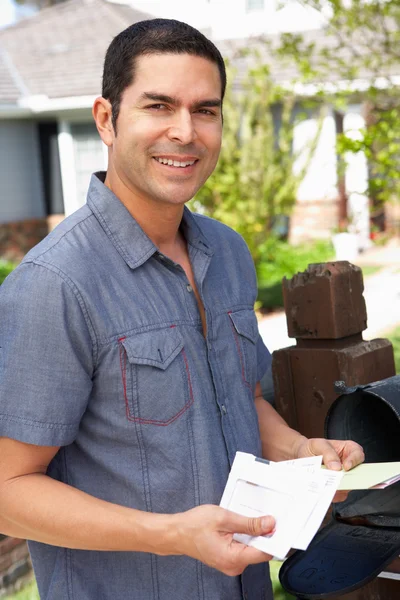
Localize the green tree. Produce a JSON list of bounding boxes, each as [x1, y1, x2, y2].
[[277, 0, 400, 221], [192, 58, 322, 269]]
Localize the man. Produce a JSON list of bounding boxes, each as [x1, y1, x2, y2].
[[0, 19, 363, 600]]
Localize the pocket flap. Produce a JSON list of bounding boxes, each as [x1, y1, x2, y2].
[[228, 310, 259, 344], [121, 327, 184, 370]]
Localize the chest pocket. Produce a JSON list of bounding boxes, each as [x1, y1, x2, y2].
[[228, 309, 259, 391], [119, 327, 194, 426]]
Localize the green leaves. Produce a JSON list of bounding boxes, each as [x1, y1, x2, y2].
[[277, 0, 400, 210], [0, 260, 17, 285], [193, 60, 321, 270]]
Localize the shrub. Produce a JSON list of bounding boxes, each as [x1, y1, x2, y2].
[[257, 238, 334, 309], [0, 260, 17, 285]]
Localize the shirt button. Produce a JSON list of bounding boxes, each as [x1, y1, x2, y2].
[[186, 284, 193, 293], [221, 404, 227, 415], [159, 254, 165, 261]]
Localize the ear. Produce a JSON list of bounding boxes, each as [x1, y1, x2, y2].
[[92, 97, 114, 146]]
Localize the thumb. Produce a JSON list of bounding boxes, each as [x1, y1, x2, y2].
[[320, 442, 342, 471], [225, 511, 275, 537]]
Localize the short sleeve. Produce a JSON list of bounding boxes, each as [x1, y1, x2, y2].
[[256, 332, 272, 383], [0, 262, 94, 446], [236, 232, 272, 382], [233, 230, 272, 382]]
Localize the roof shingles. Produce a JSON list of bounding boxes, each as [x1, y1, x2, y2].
[[0, 0, 151, 104], [2, 0, 397, 107]]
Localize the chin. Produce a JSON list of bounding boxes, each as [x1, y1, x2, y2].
[[160, 196, 193, 206], [158, 188, 198, 205]]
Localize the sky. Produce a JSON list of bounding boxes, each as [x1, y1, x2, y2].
[[0, 0, 36, 29], [0, 0, 16, 28], [0, 0, 328, 38], [0, 0, 209, 30]]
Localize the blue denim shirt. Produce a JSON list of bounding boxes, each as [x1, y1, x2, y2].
[[0, 173, 272, 600]]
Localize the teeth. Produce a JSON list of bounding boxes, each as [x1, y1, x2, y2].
[[155, 157, 196, 168]]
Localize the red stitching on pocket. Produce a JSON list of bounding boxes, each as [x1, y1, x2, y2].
[[228, 311, 252, 390], [118, 340, 194, 426], [119, 340, 129, 421]]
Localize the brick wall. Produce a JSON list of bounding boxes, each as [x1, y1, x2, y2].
[[0, 536, 33, 597], [385, 201, 400, 236], [289, 198, 339, 244], [0, 215, 64, 263]]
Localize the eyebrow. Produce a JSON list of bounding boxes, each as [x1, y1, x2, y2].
[[139, 92, 222, 110]]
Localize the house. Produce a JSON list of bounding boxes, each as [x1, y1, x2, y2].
[[0, 0, 385, 261], [0, 0, 151, 260], [130, 0, 327, 39]]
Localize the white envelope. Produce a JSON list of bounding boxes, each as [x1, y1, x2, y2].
[[220, 452, 343, 559]]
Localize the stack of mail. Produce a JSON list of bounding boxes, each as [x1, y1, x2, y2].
[[220, 452, 343, 560], [333, 461, 400, 490]]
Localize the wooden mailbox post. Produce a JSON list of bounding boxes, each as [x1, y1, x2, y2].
[[272, 261, 399, 599]]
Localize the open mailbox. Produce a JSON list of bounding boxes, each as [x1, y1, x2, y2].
[[279, 375, 400, 598]]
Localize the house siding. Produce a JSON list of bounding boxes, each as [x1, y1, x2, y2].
[[0, 121, 45, 224]]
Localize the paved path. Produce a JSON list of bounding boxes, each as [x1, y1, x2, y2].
[[258, 244, 400, 353]]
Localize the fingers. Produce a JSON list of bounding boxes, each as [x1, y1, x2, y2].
[[340, 441, 365, 471], [310, 439, 342, 470], [221, 538, 274, 576], [185, 506, 275, 577], [223, 510, 276, 537], [229, 544, 274, 575], [308, 438, 365, 471]]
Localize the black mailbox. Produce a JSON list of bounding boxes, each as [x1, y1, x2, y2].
[[279, 375, 400, 598]]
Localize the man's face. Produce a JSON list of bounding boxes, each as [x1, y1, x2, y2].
[[108, 53, 223, 206]]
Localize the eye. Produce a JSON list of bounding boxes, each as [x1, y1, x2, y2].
[[146, 104, 167, 110], [197, 109, 214, 115]]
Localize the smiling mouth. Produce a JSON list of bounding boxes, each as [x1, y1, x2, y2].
[[153, 157, 198, 168]]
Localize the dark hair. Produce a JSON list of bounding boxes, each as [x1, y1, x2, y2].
[[102, 19, 226, 131]]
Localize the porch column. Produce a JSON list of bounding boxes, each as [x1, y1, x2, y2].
[[343, 105, 370, 250], [289, 106, 338, 244], [57, 120, 78, 217]]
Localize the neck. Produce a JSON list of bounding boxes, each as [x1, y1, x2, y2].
[[104, 170, 185, 252]]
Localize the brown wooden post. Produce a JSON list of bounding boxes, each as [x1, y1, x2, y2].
[[273, 260, 399, 599], [273, 261, 395, 435]]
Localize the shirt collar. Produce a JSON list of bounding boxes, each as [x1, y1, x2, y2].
[[86, 172, 213, 270]]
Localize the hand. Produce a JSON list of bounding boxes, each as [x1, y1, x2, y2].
[[294, 437, 365, 472], [294, 437, 364, 503], [174, 505, 275, 576]]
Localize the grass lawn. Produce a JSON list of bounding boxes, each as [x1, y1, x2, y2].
[[359, 264, 382, 278], [8, 562, 294, 599], [270, 560, 295, 599], [6, 580, 39, 600]]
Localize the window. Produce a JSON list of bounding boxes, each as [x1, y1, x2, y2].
[[246, 0, 265, 12], [71, 123, 107, 208]]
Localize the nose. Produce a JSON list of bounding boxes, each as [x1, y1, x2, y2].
[[167, 110, 197, 145]]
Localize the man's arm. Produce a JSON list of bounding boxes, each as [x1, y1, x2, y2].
[[0, 436, 275, 576], [254, 382, 364, 469], [255, 382, 307, 462]]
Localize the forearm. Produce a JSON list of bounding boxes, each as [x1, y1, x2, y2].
[[0, 471, 278, 576], [255, 396, 306, 462], [0, 473, 178, 554]]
